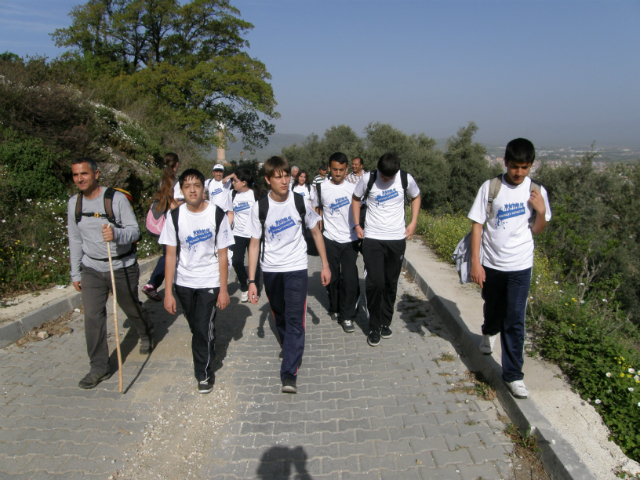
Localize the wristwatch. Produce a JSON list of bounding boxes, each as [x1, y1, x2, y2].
[[248, 280, 256, 284]]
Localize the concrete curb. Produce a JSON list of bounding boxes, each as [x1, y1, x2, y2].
[[0, 256, 159, 349], [402, 256, 597, 480]]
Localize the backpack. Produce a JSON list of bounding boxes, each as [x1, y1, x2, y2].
[[359, 170, 409, 228], [452, 175, 541, 284], [170, 204, 226, 263], [257, 192, 310, 261], [145, 200, 166, 236], [74, 187, 139, 261]]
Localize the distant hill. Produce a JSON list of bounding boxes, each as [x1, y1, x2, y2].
[[206, 133, 307, 162]]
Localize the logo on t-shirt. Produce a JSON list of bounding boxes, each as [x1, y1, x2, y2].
[[329, 196, 350, 214], [495, 202, 526, 228], [210, 188, 223, 197], [234, 202, 250, 212], [374, 188, 398, 207], [268, 216, 296, 240], [186, 228, 213, 250]]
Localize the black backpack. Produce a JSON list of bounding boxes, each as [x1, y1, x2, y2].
[[257, 192, 309, 261], [170, 204, 226, 262], [74, 187, 139, 261], [359, 170, 409, 228]]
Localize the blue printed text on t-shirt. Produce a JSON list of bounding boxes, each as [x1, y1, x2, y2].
[[210, 188, 223, 197], [234, 202, 250, 212], [495, 202, 525, 227], [186, 228, 213, 250], [329, 196, 350, 214], [374, 189, 398, 206], [268, 216, 296, 239]]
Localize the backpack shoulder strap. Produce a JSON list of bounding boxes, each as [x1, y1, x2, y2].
[[103, 187, 117, 226], [316, 183, 323, 210], [293, 192, 307, 235], [363, 170, 377, 200], [171, 207, 181, 258], [258, 196, 270, 262], [75, 193, 83, 224], [214, 205, 225, 238], [487, 175, 502, 216], [530, 180, 541, 193], [231, 189, 237, 200], [529, 180, 541, 228], [400, 170, 408, 192]]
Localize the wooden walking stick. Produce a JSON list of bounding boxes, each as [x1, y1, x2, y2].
[[106, 241, 124, 393]]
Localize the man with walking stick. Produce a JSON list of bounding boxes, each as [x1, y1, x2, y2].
[[67, 158, 154, 389]]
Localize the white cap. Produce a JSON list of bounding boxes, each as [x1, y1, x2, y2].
[[212, 164, 225, 171]]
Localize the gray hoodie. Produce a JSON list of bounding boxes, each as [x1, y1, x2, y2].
[[67, 187, 140, 282]]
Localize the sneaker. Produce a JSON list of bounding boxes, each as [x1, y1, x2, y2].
[[479, 334, 498, 354], [142, 284, 162, 301], [380, 326, 393, 339], [367, 330, 381, 347], [78, 371, 112, 389], [506, 380, 529, 399], [241, 291, 249, 303], [282, 377, 297, 394], [341, 319, 355, 333], [329, 312, 339, 322], [198, 377, 214, 394]]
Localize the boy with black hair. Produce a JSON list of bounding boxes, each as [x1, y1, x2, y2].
[[352, 153, 421, 347], [245, 156, 331, 394], [160, 168, 234, 394], [469, 138, 551, 399], [314, 152, 360, 333]]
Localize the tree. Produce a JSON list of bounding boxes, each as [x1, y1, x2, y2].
[[52, 0, 278, 150]]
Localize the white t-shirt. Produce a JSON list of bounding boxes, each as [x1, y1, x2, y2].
[[292, 184, 315, 203], [244, 193, 321, 273], [231, 189, 256, 239], [353, 170, 420, 240], [173, 181, 184, 200], [159, 202, 234, 289], [205, 178, 233, 211], [467, 175, 552, 272], [314, 180, 358, 243]]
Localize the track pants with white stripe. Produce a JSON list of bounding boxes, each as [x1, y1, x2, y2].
[[175, 285, 219, 382], [262, 270, 308, 382]]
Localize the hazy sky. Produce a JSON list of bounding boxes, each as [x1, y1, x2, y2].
[[1, 0, 639, 147]]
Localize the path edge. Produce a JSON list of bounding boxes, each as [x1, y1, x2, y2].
[[402, 255, 597, 480], [0, 257, 158, 348]]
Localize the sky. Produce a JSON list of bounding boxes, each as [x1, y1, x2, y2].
[[1, 0, 639, 147]]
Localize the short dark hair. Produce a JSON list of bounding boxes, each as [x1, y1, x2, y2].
[[352, 156, 363, 165], [264, 156, 290, 179], [179, 168, 205, 188], [377, 153, 400, 177], [328, 152, 348, 166], [504, 138, 536, 165], [319, 165, 327, 171], [72, 157, 98, 173]]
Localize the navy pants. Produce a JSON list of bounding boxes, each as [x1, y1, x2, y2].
[[481, 266, 532, 383], [263, 270, 308, 382], [362, 238, 406, 332], [325, 238, 360, 321], [148, 245, 166, 289], [174, 285, 219, 382], [230, 235, 261, 293]]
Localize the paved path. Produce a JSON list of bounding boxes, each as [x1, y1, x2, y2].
[[0, 256, 515, 479]]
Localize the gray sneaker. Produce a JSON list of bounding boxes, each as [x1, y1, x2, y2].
[[341, 319, 355, 333]]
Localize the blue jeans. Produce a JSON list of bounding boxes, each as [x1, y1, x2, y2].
[[148, 245, 166, 289], [481, 266, 532, 383]]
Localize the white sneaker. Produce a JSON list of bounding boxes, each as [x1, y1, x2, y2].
[[479, 334, 498, 354], [241, 291, 249, 303], [506, 380, 529, 399]]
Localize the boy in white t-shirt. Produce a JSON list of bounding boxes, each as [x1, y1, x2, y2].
[[244, 156, 331, 394], [468, 138, 552, 399], [314, 152, 360, 333], [160, 168, 234, 394], [352, 153, 421, 347]]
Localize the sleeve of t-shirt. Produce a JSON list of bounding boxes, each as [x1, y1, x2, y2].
[[541, 186, 552, 221], [353, 172, 369, 199], [216, 213, 235, 249], [158, 211, 177, 246], [406, 174, 420, 199], [173, 182, 184, 200], [467, 180, 490, 224], [303, 197, 321, 230], [309, 187, 316, 203], [245, 202, 262, 239]]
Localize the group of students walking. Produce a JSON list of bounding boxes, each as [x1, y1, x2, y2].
[[67, 138, 550, 400]]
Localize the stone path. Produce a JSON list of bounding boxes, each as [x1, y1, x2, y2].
[[0, 255, 515, 479]]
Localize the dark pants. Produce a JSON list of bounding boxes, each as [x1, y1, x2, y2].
[[148, 245, 166, 289], [325, 238, 360, 321], [230, 235, 261, 293], [174, 285, 219, 382], [263, 270, 308, 381], [481, 266, 532, 383], [362, 238, 406, 332], [81, 263, 153, 375]]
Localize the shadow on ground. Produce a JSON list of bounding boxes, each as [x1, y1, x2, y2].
[[255, 446, 312, 480]]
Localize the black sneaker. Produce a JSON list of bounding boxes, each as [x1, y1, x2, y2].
[[198, 377, 214, 394], [380, 326, 393, 339], [341, 319, 355, 333], [329, 312, 340, 322], [282, 377, 297, 394], [367, 330, 381, 347], [78, 371, 112, 389], [139, 330, 154, 355]]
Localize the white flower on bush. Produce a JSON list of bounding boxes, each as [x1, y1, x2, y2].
[[602, 299, 608, 303], [606, 372, 612, 377], [580, 282, 585, 286], [554, 281, 559, 285], [629, 388, 635, 392], [635, 375, 640, 382], [629, 368, 636, 374], [595, 399, 602, 404], [638, 402, 640, 407], [580, 300, 585, 304]]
